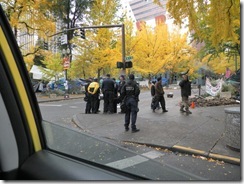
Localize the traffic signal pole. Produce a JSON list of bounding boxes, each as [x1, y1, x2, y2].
[[121, 24, 126, 74], [49, 24, 126, 74]]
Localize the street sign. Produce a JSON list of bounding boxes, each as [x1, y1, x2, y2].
[[125, 56, 133, 61], [60, 34, 67, 45], [63, 57, 70, 69]]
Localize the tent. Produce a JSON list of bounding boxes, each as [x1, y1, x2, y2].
[[29, 65, 64, 80], [29, 65, 43, 80]]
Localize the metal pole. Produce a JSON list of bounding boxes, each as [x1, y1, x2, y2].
[[48, 24, 126, 75], [235, 54, 237, 72], [121, 24, 126, 75], [65, 69, 67, 80], [48, 24, 124, 37]]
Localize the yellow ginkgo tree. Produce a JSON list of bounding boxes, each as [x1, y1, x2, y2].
[[70, 0, 122, 79], [133, 23, 169, 76], [132, 22, 198, 80], [2, 0, 56, 37], [165, 32, 199, 79], [41, 52, 64, 81], [202, 53, 237, 75], [2, 0, 56, 70], [164, 0, 240, 74]]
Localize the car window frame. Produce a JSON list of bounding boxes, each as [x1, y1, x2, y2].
[[0, 5, 148, 180]]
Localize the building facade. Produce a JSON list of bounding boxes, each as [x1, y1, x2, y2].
[[129, 0, 167, 22]]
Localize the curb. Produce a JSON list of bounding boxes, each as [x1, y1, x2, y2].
[[172, 145, 240, 165], [122, 141, 240, 166], [72, 115, 240, 166], [37, 96, 84, 103]]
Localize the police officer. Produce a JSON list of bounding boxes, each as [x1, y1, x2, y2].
[[120, 74, 140, 133], [112, 78, 119, 113], [118, 75, 126, 113], [84, 78, 93, 114], [101, 74, 115, 114], [87, 78, 100, 114]]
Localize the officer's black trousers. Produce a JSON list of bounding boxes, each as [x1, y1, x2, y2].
[[124, 97, 138, 130]]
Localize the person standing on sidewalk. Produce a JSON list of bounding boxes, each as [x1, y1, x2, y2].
[[179, 74, 192, 114], [153, 77, 168, 113], [150, 80, 160, 110], [84, 78, 93, 114], [118, 75, 126, 113], [87, 78, 100, 114], [120, 74, 140, 133], [101, 74, 115, 114], [112, 78, 119, 113]]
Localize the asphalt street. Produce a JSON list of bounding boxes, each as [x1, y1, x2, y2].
[[38, 89, 241, 180], [72, 89, 241, 165], [38, 88, 241, 165]]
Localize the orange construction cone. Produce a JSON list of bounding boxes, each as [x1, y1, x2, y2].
[[190, 101, 195, 109]]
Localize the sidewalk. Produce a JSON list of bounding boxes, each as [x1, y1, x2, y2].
[[71, 95, 240, 166], [36, 93, 85, 103], [36, 91, 241, 165]]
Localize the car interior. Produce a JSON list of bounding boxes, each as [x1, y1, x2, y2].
[[0, 4, 204, 180]]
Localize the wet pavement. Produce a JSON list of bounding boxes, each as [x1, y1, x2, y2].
[[37, 89, 241, 165]]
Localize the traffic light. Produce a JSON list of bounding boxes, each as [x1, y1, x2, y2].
[[44, 42, 48, 50], [117, 61, 123, 68], [80, 28, 85, 39], [117, 61, 133, 68], [125, 61, 133, 68]]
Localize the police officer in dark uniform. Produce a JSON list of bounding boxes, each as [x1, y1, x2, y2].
[[120, 74, 140, 133], [87, 78, 100, 114], [101, 74, 115, 114], [118, 75, 126, 113], [112, 78, 119, 113], [84, 78, 93, 114]]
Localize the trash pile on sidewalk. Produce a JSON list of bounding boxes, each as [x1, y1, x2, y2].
[[189, 96, 239, 107]]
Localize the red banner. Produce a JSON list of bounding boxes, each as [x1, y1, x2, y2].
[[63, 57, 70, 69]]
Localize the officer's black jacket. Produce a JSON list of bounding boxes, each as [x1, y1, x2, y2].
[[101, 78, 115, 92], [120, 80, 140, 101]]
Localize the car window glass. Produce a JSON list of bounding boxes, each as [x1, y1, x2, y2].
[[42, 120, 199, 180], [0, 93, 18, 172]]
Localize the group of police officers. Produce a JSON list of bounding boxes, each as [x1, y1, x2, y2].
[[84, 73, 140, 133], [84, 72, 192, 133]]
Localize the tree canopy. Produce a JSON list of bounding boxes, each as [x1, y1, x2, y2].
[[154, 0, 240, 74], [165, 0, 240, 48], [70, 0, 122, 79]]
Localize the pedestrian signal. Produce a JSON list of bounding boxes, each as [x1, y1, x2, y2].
[[117, 61, 123, 68], [125, 61, 132, 68]]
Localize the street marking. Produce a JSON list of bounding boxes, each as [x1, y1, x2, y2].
[[141, 150, 164, 159], [73, 102, 83, 104], [106, 151, 164, 169], [70, 106, 79, 109], [39, 104, 62, 107], [106, 155, 148, 169]]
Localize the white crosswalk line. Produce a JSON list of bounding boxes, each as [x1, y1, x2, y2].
[[106, 155, 148, 169], [141, 150, 164, 159], [70, 106, 79, 108], [39, 104, 62, 107], [106, 151, 164, 170]]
